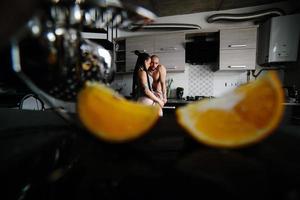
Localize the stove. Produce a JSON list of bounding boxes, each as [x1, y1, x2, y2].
[[185, 96, 214, 101]]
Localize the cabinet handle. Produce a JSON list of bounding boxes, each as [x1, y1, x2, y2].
[[228, 65, 246, 68], [131, 50, 147, 53], [166, 66, 177, 69], [228, 44, 247, 48], [159, 47, 178, 51], [163, 106, 176, 109]]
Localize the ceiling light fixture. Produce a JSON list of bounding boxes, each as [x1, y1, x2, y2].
[[128, 23, 201, 31]]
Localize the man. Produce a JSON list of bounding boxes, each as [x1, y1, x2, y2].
[[148, 55, 167, 105]]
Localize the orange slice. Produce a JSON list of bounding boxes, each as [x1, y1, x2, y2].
[[176, 71, 285, 148], [77, 82, 160, 142]]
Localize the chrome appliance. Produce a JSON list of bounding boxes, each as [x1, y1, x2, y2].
[[9, 0, 156, 121]]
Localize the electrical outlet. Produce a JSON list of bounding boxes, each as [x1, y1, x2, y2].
[[225, 80, 239, 88], [214, 72, 248, 97]]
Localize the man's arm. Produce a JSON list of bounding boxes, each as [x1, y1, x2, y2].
[[159, 65, 167, 104]]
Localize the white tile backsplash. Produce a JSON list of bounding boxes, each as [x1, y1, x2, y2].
[[188, 64, 214, 96], [165, 70, 189, 98], [110, 74, 133, 96]]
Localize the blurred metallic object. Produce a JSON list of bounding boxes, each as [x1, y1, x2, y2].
[[80, 39, 114, 84], [9, 0, 156, 122], [27, 17, 42, 36], [11, 0, 156, 98], [12, 30, 114, 102], [73, 0, 157, 30]]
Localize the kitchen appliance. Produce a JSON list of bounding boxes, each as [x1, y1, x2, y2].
[[186, 95, 214, 101], [284, 85, 300, 103], [176, 87, 184, 99], [185, 32, 219, 65], [8, 0, 156, 122], [257, 13, 300, 65]]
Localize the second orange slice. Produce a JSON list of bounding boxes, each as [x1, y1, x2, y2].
[[176, 71, 285, 148]]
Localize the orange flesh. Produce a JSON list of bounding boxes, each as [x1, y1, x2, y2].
[[194, 109, 257, 142], [78, 83, 159, 142], [177, 71, 285, 148]]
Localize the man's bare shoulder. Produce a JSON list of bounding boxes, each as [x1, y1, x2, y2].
[[158, 64, 166, 72]]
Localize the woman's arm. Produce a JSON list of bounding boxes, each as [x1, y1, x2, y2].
[[158, 65, 167, 104], [139, 70, 164, 108]]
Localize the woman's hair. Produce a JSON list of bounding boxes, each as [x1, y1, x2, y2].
[[132, 51, 151, 99]]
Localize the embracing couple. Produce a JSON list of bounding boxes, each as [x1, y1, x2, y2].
[[132, 51, 167, 116]]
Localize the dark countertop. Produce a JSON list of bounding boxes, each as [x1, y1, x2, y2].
[[167, 98, 300, 106], [164, 99, 190, 109], [123, 98, 192, 105], [166, 98, 189, 104], [0, 92, 27, 108], [283, 102, 300, 106], [166, 98, 201, 104], [1, 108, 300, 200]]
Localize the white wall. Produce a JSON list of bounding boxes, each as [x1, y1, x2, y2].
[[109, 1, 294, 98], [213, 71, 248, 97]]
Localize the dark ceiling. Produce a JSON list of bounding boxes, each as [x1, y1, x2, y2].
[[126, 0, 298, 17]]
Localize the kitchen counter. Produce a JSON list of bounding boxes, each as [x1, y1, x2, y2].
[[164, 98, 191, 108], [283, 102, 300, 106], [163, 99, 190, 114], [167, 99, 300, 106], [1, 108, 300, 200], [0, 92, 27, 108], [167, 99, 300, 105], [164, 99, 300, 118], [166, 98, 189, 104]]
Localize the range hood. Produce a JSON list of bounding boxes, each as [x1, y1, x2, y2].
[[257, 13, 300, 66]]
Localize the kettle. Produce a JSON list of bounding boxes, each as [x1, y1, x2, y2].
[[176, 87, 184, 99], [283, 85, 299, 103]]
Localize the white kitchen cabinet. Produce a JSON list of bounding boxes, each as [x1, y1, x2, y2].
[[154, 32, 185, 53], [154, 32, 185, 72], [125, 35, 154, 72], [218, 27, 257, 71], [219, 49, 256, 70], [125, 32, 185, 72], [155, 51, 185, 72], [220, 27, 257, 50]]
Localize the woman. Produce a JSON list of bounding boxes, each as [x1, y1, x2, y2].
[[132, 51, 164, 116]]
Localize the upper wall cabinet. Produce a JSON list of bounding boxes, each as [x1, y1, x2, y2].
[[153, 33, 185, 53], [218, 27, 257, 71], [220, 27, 257, 50], [126, 35, 154, 72], [153, 32, 185, 72], [124, 32, 185, 72]]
